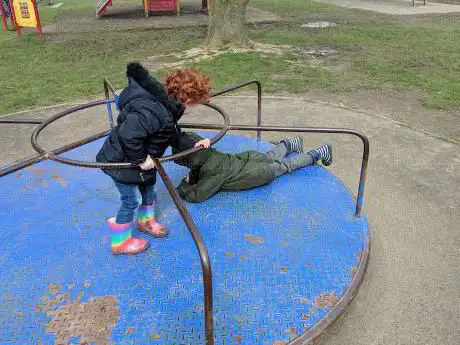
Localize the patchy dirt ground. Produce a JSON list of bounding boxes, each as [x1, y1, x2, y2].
[[43, 3, 279, 34], [300, 88, 460, 143]]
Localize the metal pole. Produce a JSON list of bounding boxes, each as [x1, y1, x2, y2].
[[30, 101, 230, 168], [210, 80, 263, 141], [103, 78, 115, 128], [0, 119, 43, 124], [1, 1, 8, 31], [154, 159, 214, 345], [256, 81, 262, 141]]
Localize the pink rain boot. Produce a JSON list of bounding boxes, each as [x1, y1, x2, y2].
[[108, 217, 149, 255], [137, 205, 169, 238]]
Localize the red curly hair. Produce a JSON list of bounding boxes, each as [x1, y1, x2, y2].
[[164, 69, 211, 105]]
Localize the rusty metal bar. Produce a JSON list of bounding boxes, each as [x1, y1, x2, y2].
[[210, 80, 262, 141], [0, 129, 111, 177], [2, 81, 260, 175], [290, 238, 370, 344], [179, 123, 369, 218], [0, 119, 43, 124], [30, 100, 230, 169], [103, 77, 116, 128], [154, 159, 214, 345]]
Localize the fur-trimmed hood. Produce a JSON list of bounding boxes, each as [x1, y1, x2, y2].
[[118, 62, 185, 121]]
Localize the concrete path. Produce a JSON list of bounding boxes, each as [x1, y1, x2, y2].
[[317, 0, 460, 15], [1, 96, 459, 345]]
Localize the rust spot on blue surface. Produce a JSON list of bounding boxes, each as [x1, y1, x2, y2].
[[302, 313, 311, 320], [150, 332, 161, 340], [48, 284, 61, 296], [234, 335, 243, 343], [51, 175, 68, 187], [313, 292, 339, 309], [245, 235, 264, 244], [38, 293, 119, 345], [298, 296, 309, 304], [287, 326, 297, 338], [36, 293, 70, 312]]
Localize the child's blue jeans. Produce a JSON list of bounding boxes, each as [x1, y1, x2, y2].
[[112, 179, 156, 223]]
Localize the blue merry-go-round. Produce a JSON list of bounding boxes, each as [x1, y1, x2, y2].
[[0, 80, 370, 345]]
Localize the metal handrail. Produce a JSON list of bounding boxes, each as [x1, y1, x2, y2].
[[210, 80, 262, 141], [155, 159, 214, 345], [180, 123, 369, 217], [0, 119, 43, 124], [103, 77, 116, 128], [30, 100, 231, 169]]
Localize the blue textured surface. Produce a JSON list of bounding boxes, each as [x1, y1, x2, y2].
[[0, 133, 368, 345]]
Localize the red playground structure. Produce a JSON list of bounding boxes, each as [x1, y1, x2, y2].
[[96, 0, 209, 18]]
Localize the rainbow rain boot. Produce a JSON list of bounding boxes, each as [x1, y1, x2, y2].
[[137, 205, 169, 238], [108, 217, 149, 255]]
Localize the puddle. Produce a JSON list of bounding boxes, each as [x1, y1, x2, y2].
[[297, 47, 338, 57]]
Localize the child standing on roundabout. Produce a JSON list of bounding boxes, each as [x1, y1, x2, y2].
[[97, 63, 211, 255]]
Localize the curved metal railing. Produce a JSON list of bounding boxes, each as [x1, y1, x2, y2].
[[30, 100, 230, 168], [181, 123, 369, 217]]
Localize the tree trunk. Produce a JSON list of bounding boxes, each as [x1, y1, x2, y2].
[[205, 0, 250, 47]]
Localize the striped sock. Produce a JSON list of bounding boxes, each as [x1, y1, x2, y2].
[[310, 144, 333, 166], [108, 217, 132, 249], [282, 136, 304, 154]]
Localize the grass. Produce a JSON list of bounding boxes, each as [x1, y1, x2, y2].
[[251, 0, 460, 108], [251, 22, 460, 108], [189, 52, 339, 93], [0, 28, 205, 113], [0, 0, 459, 115], [36, 0, 95, 25]]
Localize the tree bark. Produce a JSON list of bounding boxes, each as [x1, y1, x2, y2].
[[205, 0, 250, 47]]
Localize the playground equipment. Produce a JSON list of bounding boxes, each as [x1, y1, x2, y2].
[[0, 80, 370, 345], [2, 0, 43, 39], [96, 0, 209, 18], [0, 0, 10, 31]]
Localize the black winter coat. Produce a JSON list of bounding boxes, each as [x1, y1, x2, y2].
[[96, 71, 194, 185]]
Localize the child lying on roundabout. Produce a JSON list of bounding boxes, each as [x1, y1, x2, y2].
[[173, 132, 333, 203]]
